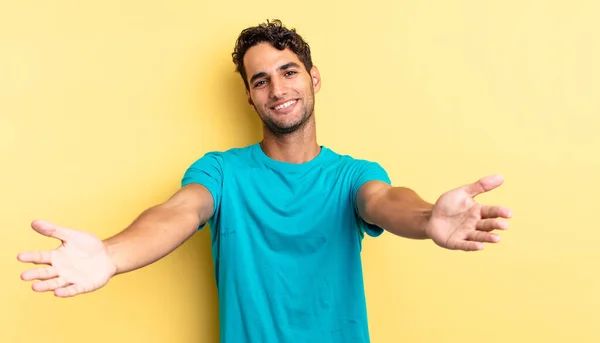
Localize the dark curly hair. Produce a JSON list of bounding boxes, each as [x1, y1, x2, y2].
[[232, 19, 313, 90]]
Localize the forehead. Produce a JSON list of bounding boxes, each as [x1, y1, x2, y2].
[[243, 42, 304, 75]]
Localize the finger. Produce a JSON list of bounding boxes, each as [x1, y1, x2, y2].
[[476, 218, 509, 232], [21, 266, 58, 281], [448, 240, 484, 251], [467, 230, 501, 243], [481, 206, 513, 219], [55, 284, 86, 298], [30, 220, 74, 242], [17, 250, 52, 265], [462, 174, 504, 197], [31, 278, 69, 292]]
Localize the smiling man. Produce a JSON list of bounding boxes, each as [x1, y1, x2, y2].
[[18, 19, 513, 343], [246, 56, 315, 135]]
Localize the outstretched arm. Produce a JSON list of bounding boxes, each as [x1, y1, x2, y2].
[[104, 183, 213, 274], [357, 182, 433, 239], [357, 174, 513, 251], [17, 183, 214, 297]]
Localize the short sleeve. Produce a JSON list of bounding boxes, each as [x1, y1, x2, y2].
[[181, 152, 223, 230], [350, 160, 392, 238]]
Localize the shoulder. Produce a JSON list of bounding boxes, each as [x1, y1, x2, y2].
[[181, 143, 259, 187], [324, 146, 384, 170], [187, 143, 259, 167], [323, 146, 391, 184]]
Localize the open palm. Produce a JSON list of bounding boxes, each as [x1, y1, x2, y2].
[[425, 175, 513, 251], [18, 220, 117, 297]]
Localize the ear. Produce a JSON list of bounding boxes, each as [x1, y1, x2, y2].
[[310, 66, 321, 93]]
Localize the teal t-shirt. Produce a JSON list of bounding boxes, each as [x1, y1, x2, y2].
[[181, 143, 391, 343]]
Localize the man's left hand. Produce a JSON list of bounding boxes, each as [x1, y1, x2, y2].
[[425, 174, 513, 251]]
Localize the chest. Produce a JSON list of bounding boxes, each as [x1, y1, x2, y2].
[[214, 166, 359, 254]]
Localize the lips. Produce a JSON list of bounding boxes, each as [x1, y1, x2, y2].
[[270, 99, 297, 112]]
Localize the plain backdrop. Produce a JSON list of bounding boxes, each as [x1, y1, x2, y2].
[[2, 1, 599, 342]]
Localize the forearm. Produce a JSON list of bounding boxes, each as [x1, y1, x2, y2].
[[365, 186, 433, 239], [103, 203, 201, 275]]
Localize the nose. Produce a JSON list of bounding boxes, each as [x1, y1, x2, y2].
[[269, 76, 286, 99]]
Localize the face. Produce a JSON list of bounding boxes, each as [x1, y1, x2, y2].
[[243, 42, 321, 135]]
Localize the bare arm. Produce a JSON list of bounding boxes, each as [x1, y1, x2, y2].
[[104, 183, 214, 275], [356, 175, 512, 251], [357, 181, 433, 239], [18, 183, 214, 297]]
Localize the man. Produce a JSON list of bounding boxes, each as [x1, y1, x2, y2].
[[17, 19, 512, 342]]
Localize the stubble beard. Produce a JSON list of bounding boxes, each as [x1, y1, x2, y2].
[[256, 93, 315, 136]]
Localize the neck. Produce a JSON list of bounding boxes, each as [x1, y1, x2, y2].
[[260, 117, 320, 164]]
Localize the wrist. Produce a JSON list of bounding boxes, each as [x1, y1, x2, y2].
[[423, 208, 433, 239], [103, 240, 121, 276]]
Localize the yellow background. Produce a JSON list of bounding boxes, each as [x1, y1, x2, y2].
[[2, 1, 598, 342]]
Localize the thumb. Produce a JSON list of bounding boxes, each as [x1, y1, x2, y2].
[[31, 220, 74, 242], [462, 174, 505, 197]]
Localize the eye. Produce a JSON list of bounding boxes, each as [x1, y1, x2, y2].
[[253, 80, 266, 88], [284, 70, 297, 77]]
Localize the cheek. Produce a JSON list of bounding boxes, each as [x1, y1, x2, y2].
[[248, 92, 263, 106], [302, 80, 313, 93]]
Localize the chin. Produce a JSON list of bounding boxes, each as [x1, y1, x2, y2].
[[263, 119, 303, 135]]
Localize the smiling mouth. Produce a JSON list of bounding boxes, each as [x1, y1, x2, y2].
[[271, 100, 297, 110]]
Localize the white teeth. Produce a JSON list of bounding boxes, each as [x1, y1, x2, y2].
[[274, 100, 296, 110]]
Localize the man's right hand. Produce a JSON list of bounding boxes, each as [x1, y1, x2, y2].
[[17, 220, 117, 298]]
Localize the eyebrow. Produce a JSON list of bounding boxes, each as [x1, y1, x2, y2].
[[249, 62, 302, 84]]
